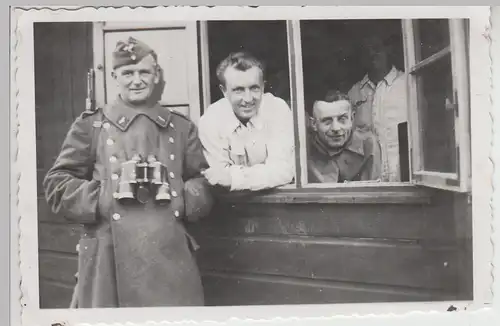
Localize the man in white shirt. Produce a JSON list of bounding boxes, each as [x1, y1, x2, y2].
[[199, 52, 295, 191], [348, 35, 408, 182]]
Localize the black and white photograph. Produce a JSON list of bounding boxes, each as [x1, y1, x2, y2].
[[11, 5, 494, 326]]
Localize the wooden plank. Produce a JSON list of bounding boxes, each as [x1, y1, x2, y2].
[[201, 272, 454, 306], [190, 201, 455, 241], [39, 251, 78, 285], [49, 23, 74, 127], [39, 279, 74, 309], [452, 192, 473, 299], [38, 222, 82, 254], [215, 185, 432, 205], [195, 235, 458, 291]]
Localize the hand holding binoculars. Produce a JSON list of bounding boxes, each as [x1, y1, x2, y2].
[[116, 154, 172, 204]]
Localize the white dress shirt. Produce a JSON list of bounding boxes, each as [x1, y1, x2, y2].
[[348, 66, 408, 182], [199, 93, 295, 191]]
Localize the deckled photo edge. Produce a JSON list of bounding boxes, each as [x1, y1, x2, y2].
[[11, 5, 496, 326]]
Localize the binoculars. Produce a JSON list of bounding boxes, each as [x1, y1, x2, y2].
[[115, 154, 171, 204]]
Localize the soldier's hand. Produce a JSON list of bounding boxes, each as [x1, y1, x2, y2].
[[202, 167, 231, 188], [185, 178, 204, 197]]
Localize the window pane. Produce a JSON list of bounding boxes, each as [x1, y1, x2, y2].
[[416, 19, 450, 61], [416, 54, 457, 173], [300, 20, 409, 183], [206, 21, 290, 105]]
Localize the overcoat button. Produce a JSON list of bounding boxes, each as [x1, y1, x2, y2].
[[174, 210, 180, 218], [103, 122, 111, 129], [169, 137, 174, 143], [109, 156, 117, 163], [169, 122, 175, 129], [112, 213, 121, 221], [169, 172, 175, 178], [113, 192, 119, 199], [172, 190, 178, 197], [107, 139, 114, 146], [111, 173, 119, 181], [170, 154, 175, 160]]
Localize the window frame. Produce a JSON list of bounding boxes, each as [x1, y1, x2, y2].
[[402, 18, 471, 193], [198, 19, 471, 199], [285, 19, 420, 191]]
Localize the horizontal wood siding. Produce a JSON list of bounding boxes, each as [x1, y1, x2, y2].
[[201, 273, 452, 306], [187, 189, 471, 305], [35, 22, 93, 309], [195, 235, 457, 291]]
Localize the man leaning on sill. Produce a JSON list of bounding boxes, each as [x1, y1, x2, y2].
[[199, 51, 295, 191]]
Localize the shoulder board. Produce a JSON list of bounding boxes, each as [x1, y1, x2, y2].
[[168, 108, 191, 121], [81, 106, 102, 119]]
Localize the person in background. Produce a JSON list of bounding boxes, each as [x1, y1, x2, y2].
[[199, 52, 295, 191], [44, 37, 212, 308], [348, 34, 408, 182], [308, 90, 381, 183]]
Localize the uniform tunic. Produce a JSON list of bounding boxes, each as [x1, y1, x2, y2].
[[308, 129, 382, 183], [44, 96, 211, 308]]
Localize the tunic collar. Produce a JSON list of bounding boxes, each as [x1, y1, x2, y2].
[[103, 96, 173, 131]]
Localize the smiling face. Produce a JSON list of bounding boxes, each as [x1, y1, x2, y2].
[[312, 99, 354, 149], [220, 65, 264, 122], [113, 54, 160, 106]]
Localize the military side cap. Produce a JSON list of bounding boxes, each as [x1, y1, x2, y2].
[[112, 37, 156, 69]]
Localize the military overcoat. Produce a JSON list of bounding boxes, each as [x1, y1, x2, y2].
[[44, 97, 213, 308]]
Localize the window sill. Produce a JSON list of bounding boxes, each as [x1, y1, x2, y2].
[[214, 184, 433, 205]]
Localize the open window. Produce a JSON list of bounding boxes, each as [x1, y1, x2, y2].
[[402, 19, 471, 192], [199, 18, 471, 197]]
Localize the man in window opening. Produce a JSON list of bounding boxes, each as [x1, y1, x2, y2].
[[308, 90, 382, 183], [199, 51, 295, 191], [347, 34, 408, 182], [43, 37, 213, 308]]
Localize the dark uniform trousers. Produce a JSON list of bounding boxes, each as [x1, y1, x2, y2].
[[44, 99, 213, 308]]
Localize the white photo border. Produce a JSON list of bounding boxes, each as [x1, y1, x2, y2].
[[11, 5, 495, 326]]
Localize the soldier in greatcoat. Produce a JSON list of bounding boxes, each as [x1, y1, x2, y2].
[[43, 37, 213, 308]]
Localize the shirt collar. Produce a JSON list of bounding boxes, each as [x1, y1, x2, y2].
[[384, 66, 400, 86], [103, 96, 173, 131], [360, 74, 374, 89], [223, 98, 264, 134], [360, 65, 399, 89], [312, 129, 365, 158]]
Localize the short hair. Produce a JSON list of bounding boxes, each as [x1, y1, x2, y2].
[[216, 52, 265, 86], [314, 90, 353, 107], [321, 90, 351, 104], [310, 90, 354, 118]]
